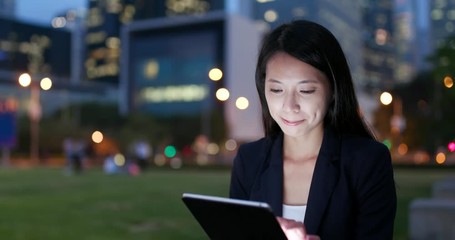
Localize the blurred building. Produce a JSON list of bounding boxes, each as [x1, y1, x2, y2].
[[0, 0, 15, 18], [4, 0, 442, 144], [252, 0, 385, 122], [120, 11, 264, 142], [393, 0, 432, 83], [362, 0, 395, 90], [0, 9, 117, 120], [0, 17, 71, 114], [430, 0, 455, 50], [252, 0, 364, 87]]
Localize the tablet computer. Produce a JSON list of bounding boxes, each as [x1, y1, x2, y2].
[[182, 193, 287, 240]]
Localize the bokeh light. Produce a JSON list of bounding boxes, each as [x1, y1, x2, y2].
[[236, 97, 249, 110], [264, 9, 278, 22], [114, 153, 126, 166], [51, 17, 66, 28], [164, 145, 177, 158], [414, 151, 430, 164], [380, 92, 393, 105], [40, 77, 52, 90], [170, 157, 182, 169], [92, 131, 103, 143], [207, 143, 219, 155], [154, 154, 166, 166], [448, 141, 455, 152], [382, 139, 392, 149], [444, 76, 454, 88], [435, 152, 446, 165], [225, 139, 237, 151], [208, 68, 223, 81], [18, 73, 31, 87], [397, 143, 408, 155], [216, 88, 230, 101]]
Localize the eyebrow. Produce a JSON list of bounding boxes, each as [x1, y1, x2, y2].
[[266, 79, 319, 84]]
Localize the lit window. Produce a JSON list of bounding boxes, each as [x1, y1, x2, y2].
[[51, 17, 66, 28], [448, 10, 455, 20], [445, 21, 455, 32], [431, 9, 444, 20], [375, 29, 388, 45], [144, 60, 159, 80], [292, 7, 306, 18]]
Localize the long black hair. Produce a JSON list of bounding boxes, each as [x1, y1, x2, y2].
[[255, 20, 374, 139]]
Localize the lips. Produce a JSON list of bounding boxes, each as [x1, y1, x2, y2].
[[282, 118, 305, 126]]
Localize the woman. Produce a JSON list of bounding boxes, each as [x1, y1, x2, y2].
[[229, 20, 396, 239]]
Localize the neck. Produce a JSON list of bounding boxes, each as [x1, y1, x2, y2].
[[283, 127, 324, 162]]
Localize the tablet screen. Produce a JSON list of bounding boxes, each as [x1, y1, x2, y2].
[[182, 193, 287, 240]]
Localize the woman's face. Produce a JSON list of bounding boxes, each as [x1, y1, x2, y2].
[[265, 52, 332, 139]]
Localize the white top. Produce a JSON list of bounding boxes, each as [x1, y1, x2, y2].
[[282, 204, 307, 223]]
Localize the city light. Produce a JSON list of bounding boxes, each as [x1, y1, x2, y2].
[[225, 139, 237, 151], [207, 143, 220, 155], [40, 77, 52, 90], [154, 154, 166, 166], [92, 131, 104, 143], [164, 145, 177, 158], [208, 68, 223, 81], [397, 143, 408, 155], [141, 85, 208, 103], [448, 141, 455, 152], [375, 28, 388, 45], [18, 73, 32, 87], [235, 97, 249, 110], [114, 153, 126, 166], [435, 152, 446, 165], [215, 88, 230, 101], [264, 10, 278, 22], [170, 157, 182, 169], [51, 17, 66, 28], [444, 76, 454, 88], [106, 37, 120, 49], [380, 91, 393, 105], [383, 139, 392, 150]]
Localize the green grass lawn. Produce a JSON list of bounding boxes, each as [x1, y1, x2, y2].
[[0, 166, 453, 239]]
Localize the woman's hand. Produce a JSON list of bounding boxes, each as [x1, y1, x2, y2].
[[276, 217, 320, 240]]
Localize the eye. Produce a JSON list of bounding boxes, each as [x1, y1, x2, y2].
[[270, 88, 282, 93], [300, 89, 316, 94]]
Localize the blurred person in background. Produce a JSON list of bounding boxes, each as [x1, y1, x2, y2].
[[229, 20, 396, 240], [63, 137, 86, 174], [131, 140, 152, 170]]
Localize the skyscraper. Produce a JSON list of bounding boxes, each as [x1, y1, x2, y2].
[[0, 0, 15, 19], [362, 0, 395, 90]]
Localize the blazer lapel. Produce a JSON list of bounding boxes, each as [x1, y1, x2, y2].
[[266, 135, 284, 216], [250, 134, 284, 216], [304, 128, 341, 233]]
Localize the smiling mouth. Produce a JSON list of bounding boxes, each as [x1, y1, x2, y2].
[[282, 118, 305, 126]]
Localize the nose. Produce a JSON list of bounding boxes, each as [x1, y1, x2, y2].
[[283, 92, 300, 113]]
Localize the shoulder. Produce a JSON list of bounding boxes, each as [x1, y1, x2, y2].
[[340, 134, 389, 159], [230, 136, 275, 198], [337, 134, 392, 174], [238, 137, 270, 153], [235, 137, 272, 164], [338, 134, 394, 184]]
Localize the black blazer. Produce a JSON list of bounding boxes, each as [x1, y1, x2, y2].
[[229, 128, 396, 239]]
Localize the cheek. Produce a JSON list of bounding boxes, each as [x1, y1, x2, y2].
[[304, 97, 330, 116], [265, 95, 280, 116]]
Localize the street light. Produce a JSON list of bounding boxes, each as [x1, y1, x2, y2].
[[18, 73, 52, 165]]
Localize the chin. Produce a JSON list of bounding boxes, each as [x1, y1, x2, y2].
[[281, 128, 304, 138]]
